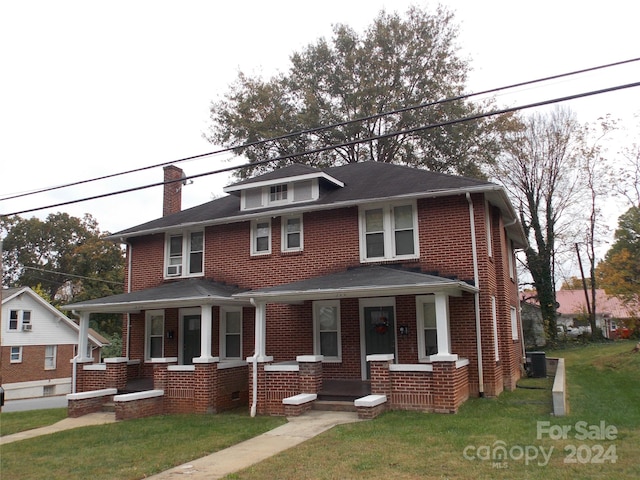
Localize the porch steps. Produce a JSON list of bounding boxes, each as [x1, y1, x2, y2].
[[312, 400, 357, 413], [102, 401, 115, 413]]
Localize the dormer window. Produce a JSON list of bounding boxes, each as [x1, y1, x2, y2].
[[270, 184, 288, 203], [165, 231, 204, 278]]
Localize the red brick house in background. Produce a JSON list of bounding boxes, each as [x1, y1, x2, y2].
[[64, 162, 527, 418], [1, 286, 107, 400]]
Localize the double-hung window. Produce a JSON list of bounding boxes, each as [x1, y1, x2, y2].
[[269, 184, 288, 203], [313, 300, 341, 361], [146, 310, 165, 360], [10, 346, 22, 363], [9, 309, 31, 331], [165, 231, 204, 277], [9, 310, 19, 330], [220, 307, 242, 359], [417, 296, 438, 358], [251, 219, 271, 255], [282, 215, 303, 252], [45, 345, 57, 369], [360, 202, 418, 262]]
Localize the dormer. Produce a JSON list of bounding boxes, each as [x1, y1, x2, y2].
[[223, 165, 344, 212]]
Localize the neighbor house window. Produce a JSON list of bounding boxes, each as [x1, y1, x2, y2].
[[8, 310, 31, 331], [313, 300, 341, 361], [146, 310, 165, 360], [359, 202, 418, 262], [165, 231, 204, 277], [511, 306, 519, 341], [9, 310, 19, 330], [282, 215, 303, 252], [220, 307, 242, 359], [45, 345, 57, 369], [10, 346, 22, 363], [251, 219, 271, 255]]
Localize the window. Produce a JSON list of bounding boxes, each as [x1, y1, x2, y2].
[[511, 306, 519, 340], [10, 346, 22, 363], [220, 307, 242, 359], [313, 300, 341, 361], [45, 345, 57, 369], [165, 231, 204, 277], [485, 202, 493, 258], [416, 295, 441, 359], [492, 296, 499, 361], [9, 310, 18, 330], [360, 202, 418, 262], [282, 215, 303, 252], [507, 238, 515, 280], [269, 184, 288, 203], [146, 310, 165, 360], [251, 219, 271, 255]]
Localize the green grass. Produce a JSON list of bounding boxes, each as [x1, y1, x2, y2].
[[2, 342, 638, 480], [226, 341, 640, 480], [0, 408, 68, 436], [0, 410, 285, 480]]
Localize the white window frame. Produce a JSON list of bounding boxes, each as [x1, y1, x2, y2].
[[416, 295, 452, 361], [10, 346, 22, 363], [8, 310, 19, 331], [45, 345, 57, 370], [269, 184, 288, 204], [164, 230, 205, 279], [220, 306, 243, 360], [359, 201, 419, 262], [492, 296, 499, 361], [507, 238, 515, 280], [145, 310, 165, 361], [313, 300, 342, 362], [251, 218, 272, 255], [8, 309, 31, 331], [281, 215, 303, 252], [511, 306, 519, 341], [485, 202, 493, 258]]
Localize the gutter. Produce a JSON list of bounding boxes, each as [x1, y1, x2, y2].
[[249, 298, 259, 418], [467, 192, 485, 398]]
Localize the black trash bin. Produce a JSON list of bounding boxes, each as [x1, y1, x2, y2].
[[526, 351, 547, 378]]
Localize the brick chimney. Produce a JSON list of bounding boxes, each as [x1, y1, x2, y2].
[[163, 165, 184, 216]]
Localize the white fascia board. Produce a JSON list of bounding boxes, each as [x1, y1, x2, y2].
[[64, 296, 251, 314], [235, 281, 477, 304]]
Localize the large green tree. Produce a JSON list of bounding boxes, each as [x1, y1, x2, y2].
[[597, 206, 640, 317], [1, 213, 125, 336], [208, 5, 514, 179]]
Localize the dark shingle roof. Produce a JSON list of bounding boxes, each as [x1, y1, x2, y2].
[[110, 162, 497, 239]]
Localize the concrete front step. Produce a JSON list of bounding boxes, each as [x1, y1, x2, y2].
[[312, 400, 357, 412], [102, 402, 115, 413]]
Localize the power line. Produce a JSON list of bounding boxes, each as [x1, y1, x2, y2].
[[3, 79, 639, 218], [1, 56, 638, 203], [23, 266, 124, 285]]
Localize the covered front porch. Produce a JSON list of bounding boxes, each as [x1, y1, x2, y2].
[[240, 266, 477, 416]]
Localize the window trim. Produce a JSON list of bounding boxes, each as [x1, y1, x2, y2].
[[492, 296, 499, 361], [10, 346, 22, 363], [164, 230, 205, 279], [220, 306, 243, 360], [511, 306, 519, 341], [145, 310, 165, 361], [281, 214, 303, 252], [485, 201, 493, 258], [313, 300, 342, 362], [359, 201, 419, 263], [45, 345, 57, 370], [251, 218, 272, 256], [416, 295, 452, 362]]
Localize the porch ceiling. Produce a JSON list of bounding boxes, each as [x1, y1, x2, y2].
[[62, 278, 249, 313], [234, 265, 478, 303]]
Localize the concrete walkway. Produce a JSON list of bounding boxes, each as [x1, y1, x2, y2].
[[146, 411, 361, 479], [1, 410, 360, 479], [0, 412, 117, 445]]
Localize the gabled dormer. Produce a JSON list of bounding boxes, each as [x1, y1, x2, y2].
[[223, 164, 344, 211]]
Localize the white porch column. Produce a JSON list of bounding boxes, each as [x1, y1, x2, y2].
[[78, 311, 91, 361], [198, 304, 216, 361], [431, 293, 458, 362]]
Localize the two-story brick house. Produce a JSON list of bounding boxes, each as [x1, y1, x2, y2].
[[64, 161, 526, 417]]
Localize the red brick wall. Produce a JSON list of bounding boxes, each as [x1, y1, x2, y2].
[[264, 370, 299, 416], [1, 344, 75, 384]]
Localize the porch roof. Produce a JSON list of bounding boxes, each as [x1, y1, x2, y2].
[[62, 278, 249, 313], [234, 266, 478, 303]]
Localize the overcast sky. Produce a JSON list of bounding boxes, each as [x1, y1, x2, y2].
[[1, 0, 639, 237]]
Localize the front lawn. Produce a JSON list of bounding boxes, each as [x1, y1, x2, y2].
[[1, 408, 68, 436], [226, 341, 640, 480]]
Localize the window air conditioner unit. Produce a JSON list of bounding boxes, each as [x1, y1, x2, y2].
[[23, 324, 33, 331], [167, 265, 182, 276]]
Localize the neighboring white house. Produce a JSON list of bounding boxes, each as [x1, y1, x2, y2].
[[1, 287, 108, 400]]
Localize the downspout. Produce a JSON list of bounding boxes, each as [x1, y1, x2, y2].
[[249, 298, 260, 418], [125, 240, 133, 359], [466, 193, 485, 397]]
